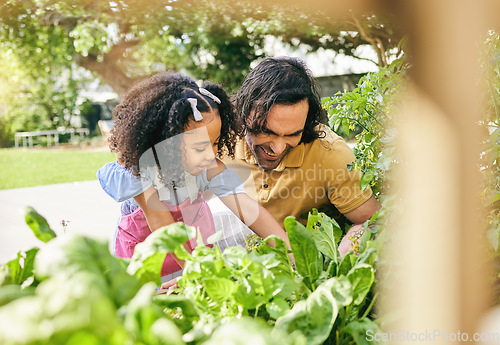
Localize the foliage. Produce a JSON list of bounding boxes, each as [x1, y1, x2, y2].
[[322, 54, 409, 198], [0, 1, 402, 91], [480, 31, 500, 253], [320, 51, 411, 335], [0, 115, 14, 148], [24, 206, 57, 243], [0, 0, 403, 140], [0, 205, 383, 345], [0, 0, 404, 146], [0, 12, 87, 136]]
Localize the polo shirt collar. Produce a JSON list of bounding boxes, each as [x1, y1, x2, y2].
[[235, 138, 305, 172]]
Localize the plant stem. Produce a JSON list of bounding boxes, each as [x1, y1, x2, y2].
[[254, 305, 260, 318], [361, 292, 378, 319], [344, 116, 370, 133]]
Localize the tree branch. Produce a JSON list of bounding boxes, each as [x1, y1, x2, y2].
[[74, 52, 140, 98], [107, 39, 141, 61], [350, 13, 388, 67], [375, 37, 387, 66]]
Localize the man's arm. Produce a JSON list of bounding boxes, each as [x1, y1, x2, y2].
[[338, 195, 381, 256], [343, 195, 381, 224]]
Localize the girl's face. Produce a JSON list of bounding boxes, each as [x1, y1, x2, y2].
[[181, 108, 222, 175]]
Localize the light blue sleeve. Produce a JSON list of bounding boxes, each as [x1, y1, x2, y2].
[[96, 161, 152, 202], [206, 169, 247, 198]]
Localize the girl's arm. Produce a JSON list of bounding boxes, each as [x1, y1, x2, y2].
[[218, 193, 291, 249], [134, 186, 175, 230], [134, 187, 189, 268], [207, 159, 293, 261]]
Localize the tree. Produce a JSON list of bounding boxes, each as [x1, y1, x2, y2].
[[1, 0, 402, 94], [0, 0, 402, 142], [0, 4, 83, 133]]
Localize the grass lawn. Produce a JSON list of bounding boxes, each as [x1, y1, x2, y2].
[[0, 148, 117, 189]]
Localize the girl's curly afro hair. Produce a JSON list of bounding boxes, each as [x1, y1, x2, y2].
[[109, 72, 240, 185]]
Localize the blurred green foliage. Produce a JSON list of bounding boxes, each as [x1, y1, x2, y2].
[[0, 0, 403, 146], [323, 54, 408, 198]]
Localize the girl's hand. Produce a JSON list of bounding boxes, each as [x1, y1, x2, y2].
[[155, 276, 181, 294]]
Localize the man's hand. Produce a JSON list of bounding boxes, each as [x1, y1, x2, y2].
[[338, 224, 366, 257]]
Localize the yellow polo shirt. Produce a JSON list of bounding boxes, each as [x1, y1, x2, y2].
[[222, 125, 373, 227]]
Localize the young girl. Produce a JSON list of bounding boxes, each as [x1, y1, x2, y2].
[[97, 72, 291, 279]]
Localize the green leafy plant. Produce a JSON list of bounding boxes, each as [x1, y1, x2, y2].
[[0, 205, 383, 345], [322, 56, 408, 198]]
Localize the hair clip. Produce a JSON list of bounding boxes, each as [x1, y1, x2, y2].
[[199, 87, 221, 104], [187, 98, 203, 121]]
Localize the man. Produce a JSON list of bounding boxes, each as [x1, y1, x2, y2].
[[224, 56, 381, 256]]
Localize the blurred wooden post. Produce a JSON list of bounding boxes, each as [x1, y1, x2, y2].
[[382, 1, 494, 341]]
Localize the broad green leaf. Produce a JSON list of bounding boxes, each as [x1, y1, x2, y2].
[[266, 297, 290, 320], [357, 227, 372, 253], [284, 217, 323, 291], [35, 235, 140, 306], [0, 272, 127, 345], [203, 317, 306, 345], [123, 283, 183, 345], [222, 245, 248, 265], [0, 285, 36, 307], [275, 287, 339, 345], [127, 223, 195, 285], [123, 283, 163, 342], [360, 171, 375, 191], [257, 236, 293, 279], [204, 277, 235, 302], [149, 318, 185, 345], [24, 206, 56, 243], [273, 275, 300, 300], [320, 276, 353, 308], [0, 248, 38, 286], [356, 247, 377, 267], [131, 253, 169, 286], [153, 294, 200, 319], [252, 267, 279, 301], [316, 258, 337, 286], [342, 318, 382, 345], [306, 209, 341, 262], [487, 226, 500, 251], [338, 252, 358, 276], [154, 294, 201, 334], [347, 264, 375, 305], [234, 277, 265, 310]]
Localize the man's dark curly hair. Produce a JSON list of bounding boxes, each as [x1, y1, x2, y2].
[[109, 72, 239, 186], [234, 56, 326, 143]]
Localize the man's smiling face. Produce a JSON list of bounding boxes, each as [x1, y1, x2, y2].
[[245, 98, 309, 170]]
